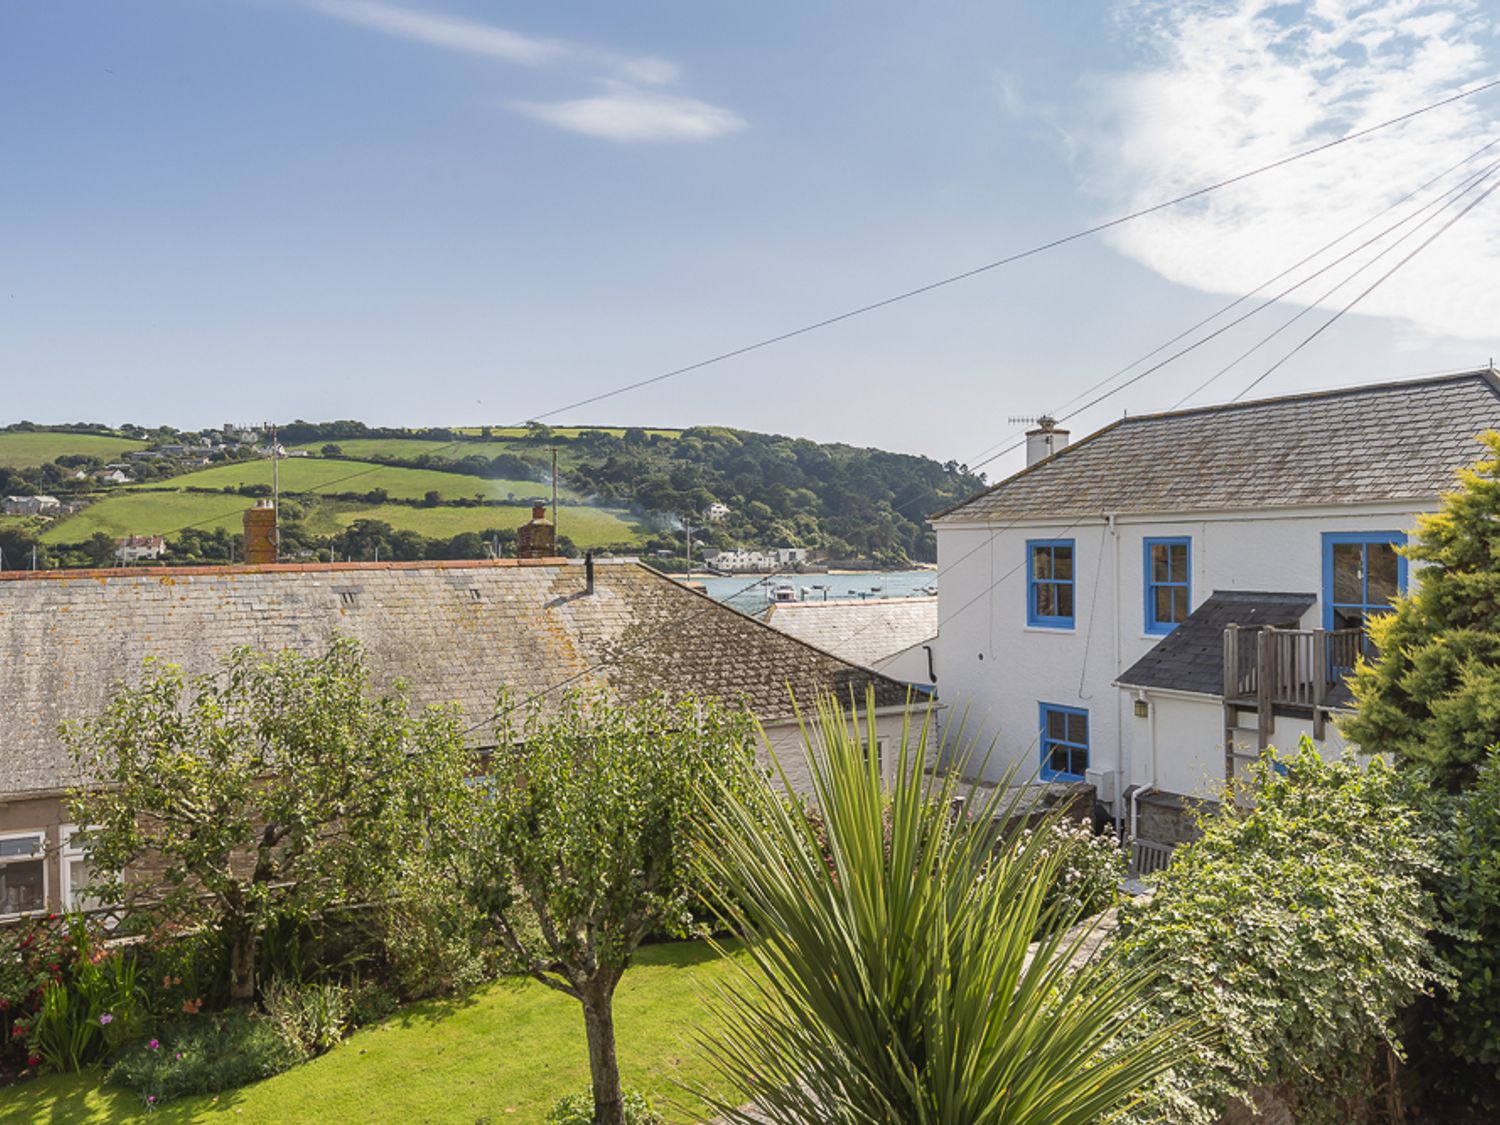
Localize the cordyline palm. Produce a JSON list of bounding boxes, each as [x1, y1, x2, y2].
[[693, 694, 1191, 1124]]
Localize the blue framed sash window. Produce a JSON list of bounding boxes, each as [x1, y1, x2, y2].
[[1039, 703, 1089, 781], [1144, 537, 1191, 635], [1322, 532, 1407, 634], [1027, 539, 1075, 628]]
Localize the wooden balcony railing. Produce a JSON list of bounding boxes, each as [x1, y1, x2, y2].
[[1224, 624, 1363, 719]]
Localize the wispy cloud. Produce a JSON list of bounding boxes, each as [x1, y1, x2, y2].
[[512, 87, 747, 143], [310, 0, 744, 143], [312, 0, 561, 65], [1085, 0, 1500, 342]]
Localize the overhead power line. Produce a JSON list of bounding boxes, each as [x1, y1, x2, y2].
[[519, 75, 1500, 426]]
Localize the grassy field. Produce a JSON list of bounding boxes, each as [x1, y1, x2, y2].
[[0, 431, 147, 469], [129, 458, 566, 503], [39, 492, 248, 543], [41, 492, 646, 549], [0, 941, 745, 1125], [451, 427, 683, 439]]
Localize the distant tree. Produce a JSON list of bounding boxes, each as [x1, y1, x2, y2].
[[321, 443, 343, 457], [422, 489, 441, 508], [1344, 431, 1500, 786], [65, 639, 466, 1004], [363, 488, 389, 505], [85, 531, 118, 568], [426, 691, 755, 1125]]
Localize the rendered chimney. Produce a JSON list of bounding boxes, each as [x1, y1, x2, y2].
[[1024, 416, 1070, 467], [243, 501, 278, 565], [516, 503, 556, 559]]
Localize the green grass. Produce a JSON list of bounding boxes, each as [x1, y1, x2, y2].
[[0, 431, 147, 469], [39, 492, 249, 543], [289, 438, 525, 461], [0, 941, 745, 1125], [130, 459, 565, 503], [41, 492, 646, 549]]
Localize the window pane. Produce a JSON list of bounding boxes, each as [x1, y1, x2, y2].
[[1069, 746, 1087, 775], [1367, 543, 1399, 604], [1151, 544, 1170, 583], [1053, 548, 1073, 581], [1050, 745, 1070, 774], [0, 858, 44, 914], [0, 836, 41, 859], [1055, 584, 1074, 618], [1332, 543, 1363, 604], [1067, 712, 1088, 744], [1172, 586, 1189, 623], [1170, 543, 1188, 579], [1032, 547, 1052, 580], [1035, 584, 1055, 618], [1332, 606, 1365, 631], [1154, 587, 1173, 624], [1047, 710, 1066, 740]]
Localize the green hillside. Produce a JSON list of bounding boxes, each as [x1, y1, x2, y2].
[[132, 457, 564, 503], [0, 431, 146, 469], [39, 492, 249, 542]]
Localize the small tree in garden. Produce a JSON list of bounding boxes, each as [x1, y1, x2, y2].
[[429, 690, 756, 1125], [65, 638, 466, 1005], [1343, 430, 1500, 785]]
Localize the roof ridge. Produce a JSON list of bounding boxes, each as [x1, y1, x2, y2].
[[0, 557, 569, 582]]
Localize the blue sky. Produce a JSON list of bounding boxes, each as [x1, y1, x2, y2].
[[4, 1, 1499, 475]]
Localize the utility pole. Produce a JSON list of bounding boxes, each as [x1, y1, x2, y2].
[[549, 445, 558, 534], [270, 421, 281, 563]]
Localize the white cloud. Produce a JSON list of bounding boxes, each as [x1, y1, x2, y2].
[[312, 0, 561, 65], [308, 0, 744, 143], [511, 88, 748, 143], [1088, 0, 1500, 342]]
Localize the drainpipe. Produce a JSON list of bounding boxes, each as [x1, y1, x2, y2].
[[1108, 512, 1124, 837]]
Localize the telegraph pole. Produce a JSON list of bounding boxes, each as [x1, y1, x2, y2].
[[270, 421, 281, 562], [549, 444, 558, 533]]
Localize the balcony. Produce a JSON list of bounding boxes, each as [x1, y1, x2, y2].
[[1222, 624, 1364, 774]]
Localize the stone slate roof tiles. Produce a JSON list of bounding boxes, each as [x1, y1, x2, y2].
[[0, 559, 909, 798], [934, 371, 1500, 522], [765, 597, 937, 668], [1116, 591, 1318, 696]]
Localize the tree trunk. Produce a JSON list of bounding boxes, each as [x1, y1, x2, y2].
[[581, 980, 624, 1125], [228, 924, 256, 1005]]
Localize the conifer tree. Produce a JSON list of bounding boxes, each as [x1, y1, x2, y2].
[[1343, 430, 1500, 785]]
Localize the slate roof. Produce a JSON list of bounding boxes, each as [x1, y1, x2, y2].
[[934, 371, 1500, 522], [764, 596, 938, 668], [0, 559, 909, 798], [1116, 591, 1317, 696]]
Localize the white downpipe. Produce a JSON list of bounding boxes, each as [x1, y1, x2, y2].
[[1108, 512, 1124, 837]]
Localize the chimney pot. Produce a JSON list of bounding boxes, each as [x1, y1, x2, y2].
[[1024, 416, 1069, 467]]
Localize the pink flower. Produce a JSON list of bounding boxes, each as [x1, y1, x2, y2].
[[148, 1039, 160, 1050], [98, 1013, 113, 1026]]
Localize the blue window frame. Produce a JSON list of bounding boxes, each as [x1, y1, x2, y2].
[[1027, 539, 1075, 628], [1039, 703, 1089, 782], [1144, 537, 1191, 635], [1322, 532, 1408, 635]]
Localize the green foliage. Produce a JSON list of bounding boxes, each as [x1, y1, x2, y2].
[[428, 689, 757, 1125], [1027, 817, 1126, 918], [1414, 748, 1500, 1107], [546, 1089, 664, 1125], [1343, 431, 1500, 784], [693, 694, 1193, 1125], [28, 921, 143, 1072], [260, 978, 352, 1055], [65, 637, 468, 1003], [375, 873, 496, 1000], [1115, 745, 1445, 1125], [105, 1009, 304, 1106]]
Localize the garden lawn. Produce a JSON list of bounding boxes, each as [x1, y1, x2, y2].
[[0, 431, 147, 469], [0, 941, 744, 1125]]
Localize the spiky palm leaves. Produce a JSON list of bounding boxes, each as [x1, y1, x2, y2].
[[694, 696, 1190, 1125]]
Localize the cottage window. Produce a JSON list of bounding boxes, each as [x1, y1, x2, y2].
[[0, 832, 46, 917], [59, 825, 104, 913], [1144, 537, 1191, 635], [1027, 540, 1075, 628], [1323, 532, 1407, 640], [1039, 704, 1089, 782]]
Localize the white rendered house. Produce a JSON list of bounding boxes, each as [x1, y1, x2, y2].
[[929, 371, 1500, 839]]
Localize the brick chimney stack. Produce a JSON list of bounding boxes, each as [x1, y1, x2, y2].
[[243, 501, 277, 565], [516, 503, 556, 559]]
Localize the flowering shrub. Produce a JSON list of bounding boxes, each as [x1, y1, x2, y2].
[[1115, 746, 1444, 1125], [545, 1089, 663, 1125], [260, 978, 351, 1055], [1022, 818, 1125, 920], [106, 1010, 302, 1106]]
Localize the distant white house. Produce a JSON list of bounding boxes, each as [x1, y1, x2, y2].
[[776, 547, 810, 565], [93, 469, 131, 484], [700, 548, 777, 573], [929, 371, 1500, 844], [704, 502, 731, 522], [115, 536, 166, 563], [2, 496, 60, 517]]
